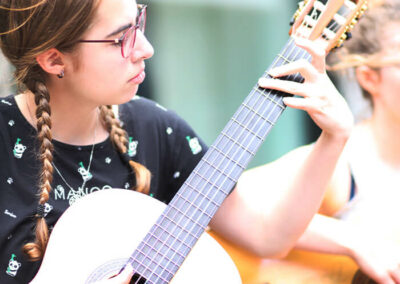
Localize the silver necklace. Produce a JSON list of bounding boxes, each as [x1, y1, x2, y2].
[[25, 95, 98, 204]]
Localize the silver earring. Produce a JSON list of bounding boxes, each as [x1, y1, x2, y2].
[[57, 70, 64, 79]]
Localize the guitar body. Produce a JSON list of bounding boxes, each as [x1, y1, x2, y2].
[[211, 232, 359, 284], [31, 189, 241, 284]]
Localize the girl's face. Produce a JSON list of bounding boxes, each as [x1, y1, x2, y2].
[[370, 23, 400, 121], [63, 0, 154, 107]]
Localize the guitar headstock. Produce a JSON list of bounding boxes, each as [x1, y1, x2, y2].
[[289, 0, 368, 52]]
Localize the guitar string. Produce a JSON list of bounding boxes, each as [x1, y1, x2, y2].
[[143, 7, 349, 282], [135, 17, 332, 284], [142, 3, 357, 277], [135, 39, 306, 284], [132, 4, 350, 283]]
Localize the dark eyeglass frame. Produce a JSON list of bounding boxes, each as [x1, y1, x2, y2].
[[78, 4, 147, 58]]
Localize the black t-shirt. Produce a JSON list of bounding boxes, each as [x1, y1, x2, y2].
[[0, 95, 207, 283]]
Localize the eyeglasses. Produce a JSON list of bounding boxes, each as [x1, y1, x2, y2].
[[79, 4, 147, 58]]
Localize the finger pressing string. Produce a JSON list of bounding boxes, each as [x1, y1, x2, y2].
[[258, 77, 308, 97], [268, 59, 314, 81]]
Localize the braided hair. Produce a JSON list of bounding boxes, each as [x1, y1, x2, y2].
[[1, 0, 150, 260]]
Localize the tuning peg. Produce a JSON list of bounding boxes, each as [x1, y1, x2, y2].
[[346, 32, 352, 40]]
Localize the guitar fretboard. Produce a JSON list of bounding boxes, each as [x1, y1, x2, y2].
[[127, 37, 311, 284]]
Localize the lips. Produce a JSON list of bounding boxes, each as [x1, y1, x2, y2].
[[129, 70, 146, 84]]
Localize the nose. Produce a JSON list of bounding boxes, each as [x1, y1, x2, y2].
[[130, 30, 154, 62]]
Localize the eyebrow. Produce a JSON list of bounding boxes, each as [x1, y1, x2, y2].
[[106, 23, 133, 38]]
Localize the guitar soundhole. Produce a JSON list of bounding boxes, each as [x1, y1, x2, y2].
[[86, 258, 147, 283], [352, 269, 377, 284]]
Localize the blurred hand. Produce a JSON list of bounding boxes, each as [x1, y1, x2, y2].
[[349, 235, 400, 284], [258, 37, 353, 140]]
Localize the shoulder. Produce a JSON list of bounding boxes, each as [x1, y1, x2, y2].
[[119, 96, 195, 134]]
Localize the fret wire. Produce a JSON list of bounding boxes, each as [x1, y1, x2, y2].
[[129, 251, 167, 283], [230, 115, 270, 141], [200, 157, 237, 195], [146, 229, 188, 259], [131, 244, 179, 277], [220, 129, 257, 156], [241, 99, 278, 121], [182, 174, 229, 201], [192, 151, 242, 187], [163, 200, 210, 229], [156, 40, 310, 282], [157, 211, 202, 242], [142, 37, 310, 282], [145, 42, 298, 284], [191, 161, 239, 192], [178, 178, 223, 209], [232, 101, 277, 136], [148, 227, 189, 260], [277, 53, 293, 64], [130, 248, 177, 278], [252, 87, 286, 109], [209, 145, 247, 170]]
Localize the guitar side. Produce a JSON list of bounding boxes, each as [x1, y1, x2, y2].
[[210, 231, 359, 284], [31, 189, 241, 284]]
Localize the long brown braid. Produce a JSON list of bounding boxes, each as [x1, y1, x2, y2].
[[23, 79, 54, 260], [99, 105, 151, 194], [1, 0, 150, 261]]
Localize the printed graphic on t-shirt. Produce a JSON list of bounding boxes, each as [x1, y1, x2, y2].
[[4, 210, 16, 219], [54, 184, 113, 205], [6, 254, 21, 277], [1, 99, 12, 106], [43, 203, 53, 217], [13, 138, 27, 159], [128, 137, 138, 157], [78, 162, 93, 182], [186, 136, 202, 155]]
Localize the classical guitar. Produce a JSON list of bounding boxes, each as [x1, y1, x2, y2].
[[31, 1, 367, 283], [210, 230, 361, 284]]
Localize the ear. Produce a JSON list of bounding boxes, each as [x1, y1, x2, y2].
[[355, 65, 381, 98], [36, 48, 65, 76]]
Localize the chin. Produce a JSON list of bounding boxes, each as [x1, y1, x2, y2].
[[113, 88, 139, 105]]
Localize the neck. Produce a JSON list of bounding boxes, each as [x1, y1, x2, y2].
[[366, 107, 400, 166], [22, 89, 109, 146]]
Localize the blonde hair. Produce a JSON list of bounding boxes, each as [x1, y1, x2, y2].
[[1, 0, 151, 261], [328, 2, 400, 100]]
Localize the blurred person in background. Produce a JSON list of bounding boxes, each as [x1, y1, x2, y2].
[[269, 2, 400, 283]]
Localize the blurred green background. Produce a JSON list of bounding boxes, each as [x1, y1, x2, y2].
[[0, 0, 321, 169], [141, 0, 319, 168]]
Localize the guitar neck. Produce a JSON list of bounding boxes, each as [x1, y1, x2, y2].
[[127, 37, 311, 283]]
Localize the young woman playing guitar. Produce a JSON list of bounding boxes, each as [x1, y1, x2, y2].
[[0, 0, 356, 283]]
